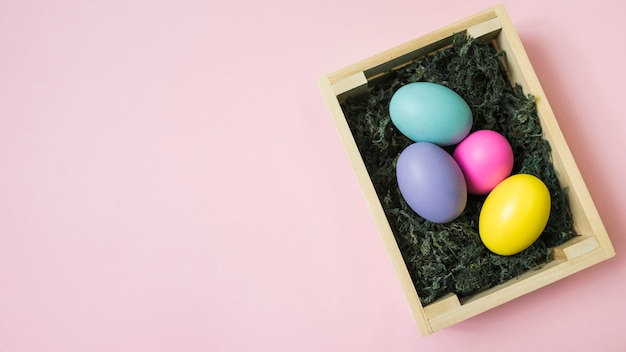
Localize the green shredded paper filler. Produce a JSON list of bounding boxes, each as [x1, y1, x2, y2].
[[340, 33, 576, 305]]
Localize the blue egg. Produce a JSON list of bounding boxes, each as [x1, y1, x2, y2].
[[389, 82, 472, 146]]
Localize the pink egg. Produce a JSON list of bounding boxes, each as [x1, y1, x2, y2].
[[453, 130, 514, 195]]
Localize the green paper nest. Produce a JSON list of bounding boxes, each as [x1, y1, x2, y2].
[[340, 33, 576, 305]]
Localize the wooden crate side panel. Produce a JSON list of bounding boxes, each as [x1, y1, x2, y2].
[[330, 12, 504, 104], [424, 234, 602, 331], [428, 245, 608, 331], [317, 76, 433, 335], [326, 7, 500, 85]]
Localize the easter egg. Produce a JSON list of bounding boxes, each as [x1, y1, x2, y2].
[[453, 130, 514, 194], [389, 82, 472, 146], [396, 142, 467, 223], [479, 174, 551, 256]]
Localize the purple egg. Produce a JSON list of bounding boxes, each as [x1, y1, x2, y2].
[[396, 142, 467, 223]]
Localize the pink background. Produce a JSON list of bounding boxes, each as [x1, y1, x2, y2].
[[1, 0, 625, 351]]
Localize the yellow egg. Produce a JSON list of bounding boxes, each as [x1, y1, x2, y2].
[[479, 174, 551, 256]]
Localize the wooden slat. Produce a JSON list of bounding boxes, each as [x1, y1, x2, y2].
[[552, 236, 600, 261], [326, 7, 500, 84], [331, 72, 368, 101], [424, 293, 461, 318]]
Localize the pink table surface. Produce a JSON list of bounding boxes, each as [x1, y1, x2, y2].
[[2, 0, 625, 351]]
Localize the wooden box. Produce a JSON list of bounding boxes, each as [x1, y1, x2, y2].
[[318, 4, 615, 335]]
